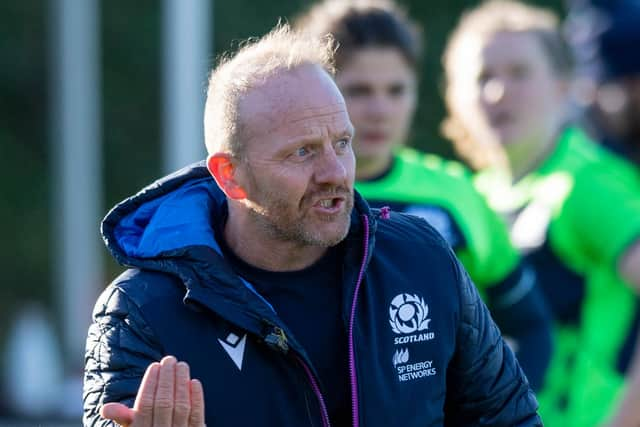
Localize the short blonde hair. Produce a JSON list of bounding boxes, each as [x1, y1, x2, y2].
[[204, 23, 336, 156], [441, 0, 569, 170]]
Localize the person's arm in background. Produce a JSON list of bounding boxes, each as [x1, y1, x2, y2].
[[561, 167, 640, 427], [457, 183, 553, 392], [485, 263, 553, 391], [607, 240, 640, 427], [620, 240, 640, 287], [443, 251, 542, 426]]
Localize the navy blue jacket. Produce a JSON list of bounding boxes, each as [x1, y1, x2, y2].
[[83, 163, 541, 426]]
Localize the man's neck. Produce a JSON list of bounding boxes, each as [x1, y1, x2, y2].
[[222, 208, 327, 272]]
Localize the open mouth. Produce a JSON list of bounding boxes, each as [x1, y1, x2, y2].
[[313, 197, 346, 213], [319, 199, 336, 208]]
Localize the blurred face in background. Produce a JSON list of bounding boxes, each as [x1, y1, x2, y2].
[[448, 31, 567, 157], [335, 47, 417, 173], [593, 76, 640, 163]]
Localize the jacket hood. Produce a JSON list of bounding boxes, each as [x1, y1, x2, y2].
[[102, 162, 224, 266], [102, 161, 374, 265], [101, 162, 376, 330]]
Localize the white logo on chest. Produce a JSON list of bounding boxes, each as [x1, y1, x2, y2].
[[218, 333, 247, 371], [389, 293, 431, 334], [392, 347, 437, 382], [389, 293, 435, 345]]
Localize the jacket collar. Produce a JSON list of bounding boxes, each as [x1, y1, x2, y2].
[[101, 161, 377, 333]]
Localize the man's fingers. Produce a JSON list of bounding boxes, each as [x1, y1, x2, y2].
[[153, 355, 177, 427], [134, 362, 161, 409], [100, 402, 136, 426], [132, 362, 161, 427], [173, 362, 191, 426], [189, 379, 206, 427], [103, 357, 203, 427]]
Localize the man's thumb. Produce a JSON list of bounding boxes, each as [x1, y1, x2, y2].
[[100, 402, 136, 425]]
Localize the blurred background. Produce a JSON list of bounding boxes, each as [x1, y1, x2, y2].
[[0, 0, 563, 424]]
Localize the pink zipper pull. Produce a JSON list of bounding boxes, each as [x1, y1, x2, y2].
[[380, 206, 391, 220]]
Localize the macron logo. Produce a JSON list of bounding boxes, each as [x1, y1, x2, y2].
[[218, 333, 247, 371]]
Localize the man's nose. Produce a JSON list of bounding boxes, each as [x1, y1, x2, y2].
[[314, 146, 348, 185]]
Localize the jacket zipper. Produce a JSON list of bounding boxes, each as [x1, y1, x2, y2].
[[348, 214, 370, 427], [264, 324, 331, 427], [262, 214, 371, 427], [297, 355, 332, 427]]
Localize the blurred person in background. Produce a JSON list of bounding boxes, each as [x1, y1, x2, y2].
[[295, 0, 552, 392], [83, 23, 541, 427], [442, 1, 640, 425], [567, 0, 640, 166], [567, 1, 640, 425]]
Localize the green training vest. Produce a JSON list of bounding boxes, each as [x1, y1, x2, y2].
[[475, 127, 640, 427]]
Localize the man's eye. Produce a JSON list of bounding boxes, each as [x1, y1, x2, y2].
[[336, 139, 350, 151], [296, 146, 310, 157]]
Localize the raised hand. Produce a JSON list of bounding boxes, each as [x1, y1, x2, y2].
[[100, 356, 205, 427]]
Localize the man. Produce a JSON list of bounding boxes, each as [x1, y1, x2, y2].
[[84, 24, 540, 426]]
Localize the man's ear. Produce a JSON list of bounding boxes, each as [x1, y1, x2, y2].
[[207, 153, 247, 200]]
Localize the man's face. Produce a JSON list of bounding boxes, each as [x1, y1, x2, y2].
[[235, 65, 356, 247], [449, 31, 567, 150], [336, 48, 417, 163]]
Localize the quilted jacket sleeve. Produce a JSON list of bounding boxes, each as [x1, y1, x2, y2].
[[444, 254, 543, 427], [83, 282, 164, 427]]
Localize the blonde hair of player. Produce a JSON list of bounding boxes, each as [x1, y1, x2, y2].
[[441, 0, 570, 171]]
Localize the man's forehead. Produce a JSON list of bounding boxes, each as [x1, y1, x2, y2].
[[288, 102, 348, 124], [237, 66, 351, 140], [243, 98, 350, 141]]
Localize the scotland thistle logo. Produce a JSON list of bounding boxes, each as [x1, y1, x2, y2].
[[389, 293, 430, 334]]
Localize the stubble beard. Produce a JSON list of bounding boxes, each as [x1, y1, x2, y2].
[[248, 187, 354, 248]]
